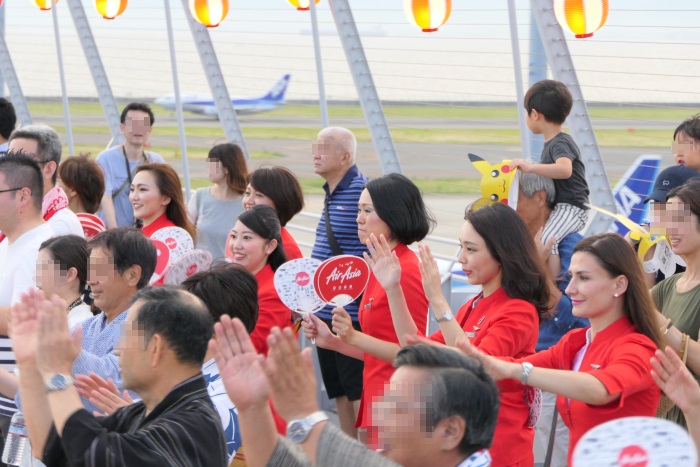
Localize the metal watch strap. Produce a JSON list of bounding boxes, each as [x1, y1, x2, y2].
[[520, 362, 534, 385]]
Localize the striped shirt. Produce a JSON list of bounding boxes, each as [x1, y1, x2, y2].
[[43, 373, 228, 467], [311, 165, 368, 321]]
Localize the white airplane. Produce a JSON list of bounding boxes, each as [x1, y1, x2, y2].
[[154, 74, 291, 117]]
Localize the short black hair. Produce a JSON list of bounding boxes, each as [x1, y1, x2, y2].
[[120, 102, 155, 126], [524, 79, 573, 125], [237, 204, 287, 272], [0, 98, 17, 140], [130, 287, 213, 366], [180, 261, 259, 333], [248, 167, 304, 226], [88, 228, 157, 289], [365, 173, 435, 245], [0, 151, 43, 211], [8, 124, 62, 185], [673, 114, 700, 142], [394, 345, 499, 457]]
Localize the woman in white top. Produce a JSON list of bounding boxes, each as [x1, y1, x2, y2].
[[188, 143, 248, 260], [36, 235, 94, 328]]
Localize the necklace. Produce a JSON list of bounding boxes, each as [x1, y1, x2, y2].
[[67, 297, 83, 312]]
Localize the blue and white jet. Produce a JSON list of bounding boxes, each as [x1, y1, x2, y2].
[[155, 74, 291, 117]]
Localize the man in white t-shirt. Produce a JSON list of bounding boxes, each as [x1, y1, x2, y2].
[[8, 125, 83, 237], [0, 152, 54, 451]]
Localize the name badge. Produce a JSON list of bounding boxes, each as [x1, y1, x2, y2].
[[465, 332, 476, 338]]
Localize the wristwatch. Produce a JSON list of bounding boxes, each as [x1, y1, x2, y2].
[[287, 411, 329, 444], [436, 309, 454, 323], [520, 362, 534, 385], [45, 374, 75, 393]]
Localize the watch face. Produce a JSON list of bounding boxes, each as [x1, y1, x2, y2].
[[47, 374, 72, 391], [287, 421, 308, 443]]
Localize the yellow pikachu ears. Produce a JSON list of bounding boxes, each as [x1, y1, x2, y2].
[[468, 153, 519, 208]]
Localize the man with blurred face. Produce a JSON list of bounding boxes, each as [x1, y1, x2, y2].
[[96, 103, 165, 228], [8, 124, 83, 237], [310, 127, 368, 438], [13, 287, 227, 466]]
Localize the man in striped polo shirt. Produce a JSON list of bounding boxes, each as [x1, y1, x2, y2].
[[311, 127, 368, 439]]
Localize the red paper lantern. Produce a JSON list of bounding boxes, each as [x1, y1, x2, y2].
[[32, 0, 58, 10], [554, 0, 609, 38], [95, 0, 127, 20], [189, 0, 229, 28], [287, 0, 320, 11], [404, 0, 452, 33]]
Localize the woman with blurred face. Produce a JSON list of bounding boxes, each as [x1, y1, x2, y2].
[[652, 179, 700, 428], [188, 144, 247, 260], [242, 167, 305, 260]]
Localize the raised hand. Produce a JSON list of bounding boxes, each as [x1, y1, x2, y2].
[[534, 226, 556, 263], [75, 373, 133, 416], [651, 346, 700, 415], [417, 243, 448, 306], [301, 313, 336, 349], [363, 234, 402, 291], [261, 327, 319, 422], [9, 289, 43, 365], [331, 307, 357, 345], [209, 316, 269, 412], [36, 294, 82, 377]]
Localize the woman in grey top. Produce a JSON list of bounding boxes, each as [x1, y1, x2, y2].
[[188, 143, 248, 260]]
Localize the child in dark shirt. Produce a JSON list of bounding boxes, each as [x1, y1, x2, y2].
[[511, 80, 590, 276]]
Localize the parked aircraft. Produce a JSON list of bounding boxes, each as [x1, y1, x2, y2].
[[154, 74, 291, 116]]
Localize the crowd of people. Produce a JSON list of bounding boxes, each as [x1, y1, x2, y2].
[[0, 81, 699, 467]]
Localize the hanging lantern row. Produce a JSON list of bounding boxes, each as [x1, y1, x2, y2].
[[404, 0, 452, 32], [189, 0, 229, 28], [95, 0, 127, 20], [288, 0, 320, 11], [554, 0, 609, 38], [30, 0, 607, 40], [32, 0, 57, 10]]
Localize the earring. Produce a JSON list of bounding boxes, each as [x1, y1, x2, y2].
[[613, 293, 619, 298]]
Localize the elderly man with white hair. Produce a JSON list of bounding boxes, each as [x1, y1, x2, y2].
[[310, 127, 368, 439]]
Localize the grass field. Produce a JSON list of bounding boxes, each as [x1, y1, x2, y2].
[[28, 101, 699, 121]]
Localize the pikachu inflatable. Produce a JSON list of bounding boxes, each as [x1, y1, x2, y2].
[[468, 153, 519, 209]]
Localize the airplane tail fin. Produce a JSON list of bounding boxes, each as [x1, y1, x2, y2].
[[611, 155, 662, 235], [262, 74, 291, 102]]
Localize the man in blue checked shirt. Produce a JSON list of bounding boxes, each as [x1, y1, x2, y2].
[[311, 127, 368, 438], [19, 227, 157, 416]]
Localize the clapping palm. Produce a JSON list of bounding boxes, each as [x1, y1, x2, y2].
[[651, 346, 700, 414], [210, 316, 269, 412], [9, 289, 43, 365], [364, 234, 402, 290]]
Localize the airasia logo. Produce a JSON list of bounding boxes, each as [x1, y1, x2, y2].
[[186, 263, 198, 277], [325, 266, 362, 285], [165, 237, 177, 249], [617, 445, 648, 467], [295, 272, 310, 286]]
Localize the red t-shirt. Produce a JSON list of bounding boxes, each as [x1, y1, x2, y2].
[[431, 287, 538, 467], [249, 264, 293, 356], [356, 244, 428, 444], [141, 213, 176, 238], [522, 316, 660, 465], [281, 227, 303, 260]]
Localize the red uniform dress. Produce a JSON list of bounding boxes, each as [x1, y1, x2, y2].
[[521, 316, 660, 465], [141, 213, 176, 238], [249, 264, 294, 356], [357, 244, 428, 448], [431, 287, 538, 467], [281, 227, 303, 260]]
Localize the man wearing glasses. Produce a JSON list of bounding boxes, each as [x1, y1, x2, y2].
[[8, 124, 83, 237], [96, 103, 164, 229], [0, 152, 55, 454]]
